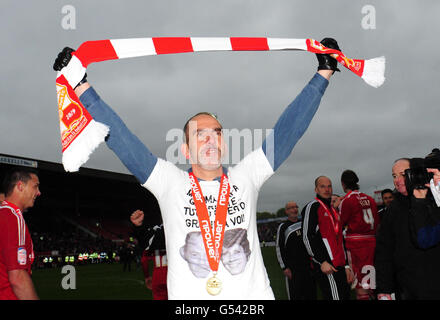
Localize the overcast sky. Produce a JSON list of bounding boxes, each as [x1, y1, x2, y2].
[[1, 0, 439, 213]]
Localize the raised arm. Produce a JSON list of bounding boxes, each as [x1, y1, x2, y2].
[[54, 48, 157, 184], [77, 84, 157, 183], [262, 38, 339, 171]]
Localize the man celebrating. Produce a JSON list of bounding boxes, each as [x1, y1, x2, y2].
[[302, 176, 352, 300], [276, 201, 316, 300], [0, 168, 41, 300], [54, 38, 340, 299]]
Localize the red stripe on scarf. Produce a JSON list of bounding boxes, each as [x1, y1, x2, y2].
[[74, 40, 119, 67], [230, 37, 269, 51], [153, 37, 194, 54]]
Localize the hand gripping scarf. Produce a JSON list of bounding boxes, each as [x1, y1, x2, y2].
[[55, 37, 385, 172]]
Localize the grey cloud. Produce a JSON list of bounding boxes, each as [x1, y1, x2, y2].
[[1, 0, 439, 213]]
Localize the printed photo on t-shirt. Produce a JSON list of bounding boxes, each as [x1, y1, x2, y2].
[[180, 228, 251, 278]]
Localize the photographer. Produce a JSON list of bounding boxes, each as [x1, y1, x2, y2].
[[408, 149, 440, 249], [375, 150, 440, 300]]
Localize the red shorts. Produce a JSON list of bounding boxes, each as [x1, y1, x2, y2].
[[345, 237, 376, 290], [152, 266, 168, 300]]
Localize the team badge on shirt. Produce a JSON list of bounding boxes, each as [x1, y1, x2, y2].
[[17, 247, 27, 265]]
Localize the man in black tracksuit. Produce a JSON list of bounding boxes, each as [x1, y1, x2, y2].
[[276, 201, 316, 300], [375, 159, 440, 299], [302, 176, 352, 300]]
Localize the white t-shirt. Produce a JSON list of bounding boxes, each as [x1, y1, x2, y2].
[[143, 147, 275, 300]]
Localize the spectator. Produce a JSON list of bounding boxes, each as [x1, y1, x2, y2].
[[377, 188, 394, 219], [381, 189, 394, 208]]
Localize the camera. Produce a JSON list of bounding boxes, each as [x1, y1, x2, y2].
[[405, 148, 440, 191]]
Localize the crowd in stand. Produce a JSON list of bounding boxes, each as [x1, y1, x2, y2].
[[27, 213, 134, 269], [257, 222, 280, 243]]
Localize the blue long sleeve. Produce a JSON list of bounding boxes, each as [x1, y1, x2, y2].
[[79, 87, 157, 184], [262, 73, 329, 171]]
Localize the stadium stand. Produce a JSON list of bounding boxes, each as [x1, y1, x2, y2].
[[0, 153, 161, 268]]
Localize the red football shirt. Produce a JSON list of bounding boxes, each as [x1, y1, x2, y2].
[[340, 191, 379, 237], [0, 201, 34, 300]]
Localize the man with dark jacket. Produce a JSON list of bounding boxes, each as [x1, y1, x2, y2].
[[302, 176, 353, 300], [375, 159, 440, 300], [276, 201, 316, 300]]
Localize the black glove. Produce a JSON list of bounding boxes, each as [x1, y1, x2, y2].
[[53, 47, 87, 88], [316, 38, 340, 73], [53, 47, 75, 71]]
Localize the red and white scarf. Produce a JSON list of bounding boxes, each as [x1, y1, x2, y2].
[[55, 37, 385, 172]]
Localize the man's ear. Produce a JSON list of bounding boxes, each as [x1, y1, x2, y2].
[[181, 143, 190, 160], [16, 181, 24, 192]]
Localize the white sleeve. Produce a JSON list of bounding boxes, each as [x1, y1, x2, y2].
[[142, 158, 186, 200], [231, 147, 274, 190]]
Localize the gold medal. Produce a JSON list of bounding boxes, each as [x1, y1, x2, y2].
[[206, 274, 222, 295]]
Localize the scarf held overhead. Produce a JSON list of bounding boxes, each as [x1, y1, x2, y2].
[[55, 37, 386, 172]]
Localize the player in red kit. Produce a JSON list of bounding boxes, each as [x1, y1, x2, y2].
[[141, 247, 167, 300], [0, 168, 40, 300], [339, 170, 379, 300]]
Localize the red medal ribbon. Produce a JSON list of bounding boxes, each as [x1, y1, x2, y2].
[[315, 197, 340, 235], [189, 172, 230, 273]]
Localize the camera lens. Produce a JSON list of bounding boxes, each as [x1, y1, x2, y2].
[[405, 167, 431, 190]]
